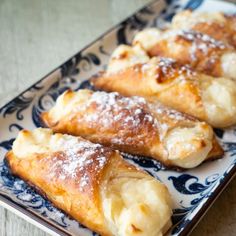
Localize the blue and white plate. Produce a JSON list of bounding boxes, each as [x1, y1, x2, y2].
[[0, 0, 236, 235]]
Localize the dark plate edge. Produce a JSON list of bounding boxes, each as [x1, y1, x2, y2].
[[0, 0, 236, 236], [0, 194, 70, 236]]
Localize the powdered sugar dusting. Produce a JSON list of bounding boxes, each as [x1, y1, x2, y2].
[[158, 57, 195, 77], [178, 30, 226, 49], [77, 91, 153, 131], [49, 136, 109, 191], [72, 91, 165, 146], [65, 90, 197, 145], [177, 30, 227, 62], [80, 173, 89, 190], [75, 91, 194, 144], [140, 57, 196, 85]]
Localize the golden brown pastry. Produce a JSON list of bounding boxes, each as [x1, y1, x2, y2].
[[171, 10, 236, 48], [6, 128, 173, 236], [41, 89, 223, 169], [133, 28, 236, 80], [92, 45, 236, 128]]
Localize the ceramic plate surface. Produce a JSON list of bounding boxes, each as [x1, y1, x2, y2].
[[0, 0, 236, 235]]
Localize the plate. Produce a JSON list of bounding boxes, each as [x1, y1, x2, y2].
[[0, 0, 236, 235]]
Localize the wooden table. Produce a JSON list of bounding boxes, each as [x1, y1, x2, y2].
[[0, 0, 236, 235]]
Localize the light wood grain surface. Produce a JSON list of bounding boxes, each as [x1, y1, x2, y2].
[[0, 0, 236, 235]]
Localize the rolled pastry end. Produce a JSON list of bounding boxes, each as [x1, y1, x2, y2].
[[164, 123, 213, 168], [202, 77, 236, 128], [106, 44, 149, 75], [41, 89, 92, 128], [221, 52, 236, 80], [11, 128, 79, 159], [12, 128, 55, 158], [132, 28, 162, 52], [102, 173, 172, 236]]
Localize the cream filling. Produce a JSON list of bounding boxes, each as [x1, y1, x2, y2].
[[164, 123, 213, 168], [46, 89, 91, 125], [12, 128, 82, 158], [221, 52, 236, 80], [102, 175, 172, 236], [172, 11, 226, 30], [132, 28, 162, 52], [107, 45, 149, 75], [202, 77, 236, 127]]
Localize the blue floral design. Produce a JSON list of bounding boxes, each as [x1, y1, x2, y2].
[[0, 161, 69, 228], [169, 174, 219, 195], [170, 173, 220, 234], [0, 95, 34, 120], [184, 0, 204, 10], [0, 139, 15, 151]]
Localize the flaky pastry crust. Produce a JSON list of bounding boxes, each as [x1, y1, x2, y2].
[[92, 45, 236, 128], [42, 90, 223, 169], [133, 28, 236, 80], [171, 10, 236, 48], [6, 128, 172, 236]]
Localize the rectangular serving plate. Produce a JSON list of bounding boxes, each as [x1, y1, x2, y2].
[[0, 0, 236, 235]]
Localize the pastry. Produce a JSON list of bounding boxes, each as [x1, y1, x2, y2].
[[106, 44, 150, 74], [6, 128, 173, 236], [41, 89, 223, 169], [92, 45, 236, 128], [133, 28, 236, 80], [171, 10, 236, 48]]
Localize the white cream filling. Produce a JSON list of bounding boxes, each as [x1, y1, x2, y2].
[[202, 77, 236, 127], [172, 11, 226, 30], [132, 28, 162, 52], [164, 123, 213, 168], [107, 45, 149, 75], [102, 175, 172, 236], [46, 89, 90, 125], [12, 128, 78, 158], [221, 52, 236, 80]]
